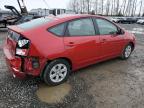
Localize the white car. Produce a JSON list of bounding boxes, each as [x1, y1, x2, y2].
[[137, 19, 144, 24], [111, 18, 120, 23], [111, 17, 125, 23]]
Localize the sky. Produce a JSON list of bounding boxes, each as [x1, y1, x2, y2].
[[0, 0, 70, 11]]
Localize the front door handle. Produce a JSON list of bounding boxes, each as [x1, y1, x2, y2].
[[101, 39, 107, 43]]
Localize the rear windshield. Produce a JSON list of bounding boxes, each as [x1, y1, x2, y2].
[[17, 17, 54, 30]]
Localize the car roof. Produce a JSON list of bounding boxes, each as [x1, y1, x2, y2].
[[56, 14, 99, 18], [54, 14, 102, 21]]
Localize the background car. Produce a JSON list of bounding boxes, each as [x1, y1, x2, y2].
[[137, 19, 144, 25], [111, 17, 124, 23], [116, 17, 137, 24]]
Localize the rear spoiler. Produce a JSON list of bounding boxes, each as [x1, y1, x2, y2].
[[7, 25, 24, 34]]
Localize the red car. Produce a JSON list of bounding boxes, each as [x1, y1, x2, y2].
[[3, 14, 135, 85]]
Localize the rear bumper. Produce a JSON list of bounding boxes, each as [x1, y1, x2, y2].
[[3, 45, 47, 79], [6, 58, 26, 78], [3, 45, 26, 79]]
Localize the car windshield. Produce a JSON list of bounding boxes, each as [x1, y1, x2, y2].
[[18, 17, 54, 30]]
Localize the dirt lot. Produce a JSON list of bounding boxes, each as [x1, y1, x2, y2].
[[0, 24, 144, 108]]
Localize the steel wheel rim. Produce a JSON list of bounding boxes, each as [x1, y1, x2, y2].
[[125, 45, 132, 58], [50, 64, 67, 83]]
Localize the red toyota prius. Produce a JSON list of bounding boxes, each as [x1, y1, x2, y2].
[[3, 14, 135, 85]]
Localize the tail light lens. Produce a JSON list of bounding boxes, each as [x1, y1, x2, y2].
[[16, 48, 29, 56], [16, 36, 30, 57]]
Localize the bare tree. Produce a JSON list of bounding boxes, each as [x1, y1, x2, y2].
[[111, 0, 114, 15], [85, 0, 92, 14], [132, 0, 138, 16], [101, 0, 104, 15], [122, 0, 127, 15], [106, 0, 110, 15], [125, 0, 131, 16], [116, 0, 120, 15], [138, 0, 143, 16], [94, 0, 98, 14], [67, 0, 143, 16], [68, 0, 77, 13]]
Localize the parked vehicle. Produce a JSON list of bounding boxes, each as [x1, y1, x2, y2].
[[0, 5, 40, 28], [3, 14, 136, 85], [137, 19, 144, 25], [111, 17, 124, 23], [117, 17, 137, 24], [0, 0, 41, 28]]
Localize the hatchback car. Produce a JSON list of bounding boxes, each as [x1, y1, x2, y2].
[[3, 14, 135, 85]]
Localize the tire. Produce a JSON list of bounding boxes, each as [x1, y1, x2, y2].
[[42, 59, 71, 86], [121, 44, 133, 60]]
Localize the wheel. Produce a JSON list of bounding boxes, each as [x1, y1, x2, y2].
[[121, 44, 133, 60], [42, 59, 70, 86]]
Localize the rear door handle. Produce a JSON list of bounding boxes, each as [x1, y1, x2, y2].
[[66, 42, 75, 47]]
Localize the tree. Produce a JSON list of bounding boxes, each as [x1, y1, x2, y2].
[[67, 0, 143, 16], [116, 0, 120, 15], [122, 0, 127, 15], [94, 0, 98, 14], [138, 0, 143, 16], [101, 0, 104, 15], [86, 0, 90, 13], [68, 0, 77, 13], [106, 0, 110, 15]]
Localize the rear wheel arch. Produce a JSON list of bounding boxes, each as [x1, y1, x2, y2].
[[40, 57, 72, 78]]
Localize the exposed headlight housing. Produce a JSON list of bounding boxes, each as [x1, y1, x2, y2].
[[16, 36, 30, 57], [18, 39, 29, 48]]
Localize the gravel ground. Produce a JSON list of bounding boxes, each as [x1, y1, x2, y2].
[[0, 24, 144, 108]]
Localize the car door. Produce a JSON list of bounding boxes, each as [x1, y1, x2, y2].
[[63, 18, 101, 67], [93, 18, 125, 58]]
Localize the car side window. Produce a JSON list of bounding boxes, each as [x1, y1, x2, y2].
[[95, 18, 118, 35], [67, 18, 95, 36], [49, 23, 65, 36]]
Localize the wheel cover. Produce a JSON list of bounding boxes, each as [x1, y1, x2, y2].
[[50, 64, 68, 83], [125, 45, 132, 58]]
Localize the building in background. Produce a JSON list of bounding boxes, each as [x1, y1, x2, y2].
[[30, 8, 50, 16], [30, 8, 75, 16]]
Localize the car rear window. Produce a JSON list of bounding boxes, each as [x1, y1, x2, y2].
[[17, 17, 54, 30], [49, 23, 65, 36]]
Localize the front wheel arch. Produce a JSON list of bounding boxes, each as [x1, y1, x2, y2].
[[121, 43, 133, 60], [129, 42, 135, 51]]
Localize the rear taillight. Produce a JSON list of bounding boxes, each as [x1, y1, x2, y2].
[[16, 48, 29, 56], [16, 36, 30, 57]]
